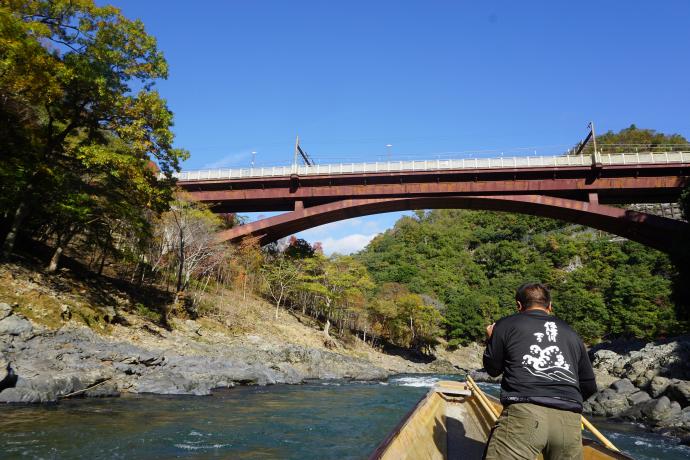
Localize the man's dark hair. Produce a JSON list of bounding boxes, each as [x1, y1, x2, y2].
[[515, 283, 551, 309]]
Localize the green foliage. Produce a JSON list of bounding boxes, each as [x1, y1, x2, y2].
[[576, 124, 688, 154], [0, 0, 187, 269], [135, 303, 163, 323], [358, 208, 680, 344]]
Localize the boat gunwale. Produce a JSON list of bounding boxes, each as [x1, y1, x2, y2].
[[367, 389, 436, 460]]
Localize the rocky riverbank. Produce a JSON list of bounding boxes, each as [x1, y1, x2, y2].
[[0, 299, 461, 403], [582, 336, 690, 441], [459, 332, 690, 441]]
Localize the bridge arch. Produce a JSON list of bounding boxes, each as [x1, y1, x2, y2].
[[217, 195, 686, 253]]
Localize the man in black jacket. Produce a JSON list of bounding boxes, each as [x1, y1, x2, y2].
[[482, 283, 597, 460]]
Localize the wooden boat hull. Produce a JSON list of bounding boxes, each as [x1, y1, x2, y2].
[[369, 381, 631, 460]]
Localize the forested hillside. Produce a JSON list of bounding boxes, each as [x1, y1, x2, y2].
[[357, 210, 680, 345]]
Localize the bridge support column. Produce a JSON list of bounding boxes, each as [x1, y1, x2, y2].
[[294, 200, 304, 211], [588, 192, 599, 205]]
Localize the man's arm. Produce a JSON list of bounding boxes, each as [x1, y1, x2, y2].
[[483, 322, 504, 377], [577, 341, 597, 400]]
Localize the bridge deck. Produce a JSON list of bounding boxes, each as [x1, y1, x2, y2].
[[176, 151, 690, 182]]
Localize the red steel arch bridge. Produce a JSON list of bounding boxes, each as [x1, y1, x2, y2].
[[176, 150, 690, 253]]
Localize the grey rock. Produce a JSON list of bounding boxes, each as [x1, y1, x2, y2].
[[642, 396, 681, 424], [681, 406, 690, 425], [634, 369, 658, 389], [590, 336, 690, 382], [612, 378, 636, 394], [593, 368, 618, 390], [0, 316, 394, 406], [627, 390, 652, 406], [591, 349, 621, 371], [0, 357, 8, 383], [583, 398, 605, 417], [0, 315, 32, 336], [0, 387, 42, 403], [0, 303, 12, 320], [650, 376, 671, 398], [84, 382, 120, 398], [591, 388, 631, 417], [667, 381, 690, 408]]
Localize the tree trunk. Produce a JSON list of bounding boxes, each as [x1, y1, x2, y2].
[[1, 196, 30, 260], [47, 245, 64, 273], [176, 230, 185, 293], [274, 288, 283, 320], [47, 229, 75, 273], [323, 318, 331, 337], [97, 250, 107, 276]]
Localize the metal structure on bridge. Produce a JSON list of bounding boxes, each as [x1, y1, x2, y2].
[[176, 148, 690, 252]]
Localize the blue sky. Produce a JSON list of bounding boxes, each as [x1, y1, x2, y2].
[[110, 1, 690, 254]]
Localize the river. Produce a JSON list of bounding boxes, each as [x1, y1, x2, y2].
[[1, 375, 688, 459]]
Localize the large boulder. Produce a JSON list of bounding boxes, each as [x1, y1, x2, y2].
[[591, 349, 623, 376], [0, 370, 110, 403], [593, 368, 618, 389], [0, 315, 32, 336], [667, 381, 690, 408], [624, 396, 682, 425], [588, 388, 631, 417], [649, 376, 671, 398], [0, 387, 42, 403], [627, 390, 651, 406], [611, 378, 637, 394]]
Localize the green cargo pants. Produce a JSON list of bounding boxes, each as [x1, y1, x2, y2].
[[483, 403, 583, 460]]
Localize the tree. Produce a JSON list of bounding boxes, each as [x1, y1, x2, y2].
[[284, 236, 316, 259], [156, 196, 224, 294], [233, 236, 264, 300], [574, 124, 688, 155], [261, 253, 301, 320], [358, 204, 683, 345], [0, 1, 187, 261]]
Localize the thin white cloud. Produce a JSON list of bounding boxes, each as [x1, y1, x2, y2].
[[202, 151, 251, 169], [299, 218, 363, 237], [319, 233, 378, 255], [298, 216, 386, 239]]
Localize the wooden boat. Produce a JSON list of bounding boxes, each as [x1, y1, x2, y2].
[[369, 379, 631, 460]]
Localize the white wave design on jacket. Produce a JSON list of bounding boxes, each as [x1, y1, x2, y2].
[[521, 322, 576, 384]]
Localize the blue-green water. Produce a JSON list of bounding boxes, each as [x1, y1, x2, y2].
[[1, 375, 688, 459]]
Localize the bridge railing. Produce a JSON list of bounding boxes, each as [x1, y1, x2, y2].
[[174, 151, 690, 182]]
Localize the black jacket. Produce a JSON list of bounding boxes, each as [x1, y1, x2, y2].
[[483, 309, 597, 412]]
